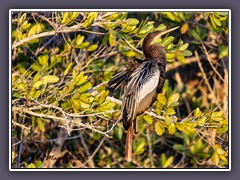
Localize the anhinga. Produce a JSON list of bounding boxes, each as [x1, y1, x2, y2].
[[107, 27, 179, 162]]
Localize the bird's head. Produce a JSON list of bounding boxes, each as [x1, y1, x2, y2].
[[142, 26, 179, 59]]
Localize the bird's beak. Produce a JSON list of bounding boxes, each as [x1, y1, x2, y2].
[[151, 26, 180, 44]]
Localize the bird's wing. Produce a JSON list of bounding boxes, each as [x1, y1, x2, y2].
[[107, 61, 141, 92], [122, 61, 161, 130]]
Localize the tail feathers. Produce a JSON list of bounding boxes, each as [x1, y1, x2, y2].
[[107, 71, 128, 92]]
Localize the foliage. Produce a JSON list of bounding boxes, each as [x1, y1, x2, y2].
[[11, 11, 229, 168]]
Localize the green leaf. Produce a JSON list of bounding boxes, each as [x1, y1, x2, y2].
[[175, 123, 185, 131], [178, 43, 189, 51], [219, 45, 228, 58], [212, 152, 219, 166], [98, 90, 108, 104], [38, 54, 49, 65], [18, 13, 27, 26], [83, 12, 98, 28], [75, 34, 85, 46], [161, 36, 174, 47], [210, 15, 217, 29], [126, 18, 139, 26], [213, 15, 221, 26], [217, 12, 228, 16], [134, 139, 146, 155], [155, 121, 164, 136], [109, 30, 117, 46], [157, 93, 166, 105], [78, 82, 92, 93], [36, 118, 45, 132], [168, 123, 176, 135], [211, 111, 224, 121], [165, 115, 172, 125], [165, 12, 176, 21], [155, 24, 166, 31], [197, 117, 207, 126], [175, 52, 186, 63], [167, 93, 180, 106], [160, 154, 167, 166], [64, 62, 73, 75], [191, 29, 201, 40], [194, 107, 202, 117], [180, 50, 192, 57], [166, 108, 176, 115], [88, 44, 98, 52], [77, 76, 88, 86], [138, 22, 154, 35], [163, 156, 174, 168], [143, 114, 153, 124], [77, 41, 89, 49], [33, 80, 45, 88], [61, 12, 71, 24], [42, 75, 59, 83], [28, 23, 45, 37], [173, 144, 188, 151], [100, 101, 116, 109], [115, 126, 123, 140], [166, 53, 176, 59], [27, 163, 36, 168]]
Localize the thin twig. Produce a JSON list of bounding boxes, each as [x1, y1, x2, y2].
[[201, 42, 224, 82]]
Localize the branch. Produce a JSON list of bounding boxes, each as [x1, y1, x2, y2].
[[12, 23, 82, 49]]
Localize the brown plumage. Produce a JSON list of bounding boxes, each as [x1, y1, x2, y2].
[[107, 27, 178, 162]]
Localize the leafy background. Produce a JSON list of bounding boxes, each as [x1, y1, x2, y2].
[[11, 11, 229, 168]]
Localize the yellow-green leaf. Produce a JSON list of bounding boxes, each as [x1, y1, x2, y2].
[[165, 115, 172, 125], [168, 123, 176, 135], [126, 18, 139, 26], [157, 93, 166, 105], [161, 36, 174, 47], [216, 148, 226, 156], [36, 118, 45, 132], [176, 123, 184, 131], [167, 93, 180, 106], [88, 44, 98, 52], [109, 31, 116, 46], [18, 13, 27, 26], [83, 12, 98, 28], [194, 107, 202, 117], [173, 144, 187, 151], [212, 152, 219, 166], [213, 15, 221, 26], [166, 53, 176, 59], [143, 114, 153, 124], [78, 82, 92, 93], [176, 52, 186, 63], [76, 35, 85, 46], [42, 75, 59, 83], [155, 121, 164, 136], [166, 12, 176, 21], [33, 80, 45, 88], [178, 43, 189, 51], [27, 163, 36, 168], [163, 156, 174, 168]]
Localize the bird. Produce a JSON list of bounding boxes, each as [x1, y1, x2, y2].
[[107, 27, 179, 162]]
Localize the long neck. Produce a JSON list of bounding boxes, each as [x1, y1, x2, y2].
[[142, 36, 166, 61], [142, 36, 155, 58]]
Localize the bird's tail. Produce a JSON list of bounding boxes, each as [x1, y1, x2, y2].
[[125, 122, 133, 162]]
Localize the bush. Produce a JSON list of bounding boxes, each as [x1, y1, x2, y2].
[[11, 11, 229, 168]]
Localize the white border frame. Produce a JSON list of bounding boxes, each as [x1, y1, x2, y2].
[[9, 9, 231, 171]]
